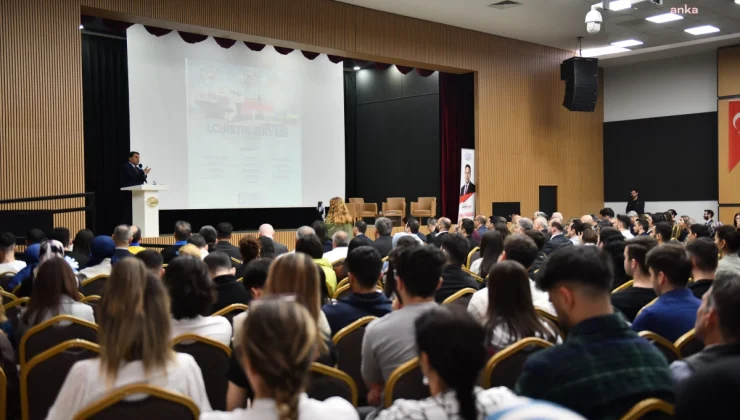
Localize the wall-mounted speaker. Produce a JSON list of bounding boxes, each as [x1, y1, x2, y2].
[[561, 57, 598, 112]]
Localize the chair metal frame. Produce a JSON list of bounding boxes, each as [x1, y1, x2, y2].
[[466, 247, 480, 269], [333, 283, 351, 300], [618, 398, 674, 420], [230, 257, 243, 266], [172, 333, 231, 357], [332, 316, 376, 346], [482, 337, 554, 389], [0, 365, 6, 420], [308, 363, 358, 407], [3, 297, 29, 311], [80, 295, 101, 304], [611, 279, 634, 294], [636, 297, 658, 317], [638, 331, 681, 361], [674, 328, 702, 358], [19, 315, 98, 367], [384, 357, 421, 408], [336, 277, 349, 291], [210, 303, 248, 318], [442, 288, 477, 305], [461, 267, 484, 283], [72, 383, 200, 420], [0, 291, 17, 304]]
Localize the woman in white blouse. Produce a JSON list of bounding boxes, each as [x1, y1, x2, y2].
[[202, 298, 357, 420], [46, 258, 211, 419], [163, 256, 232, 347], [470, 231, 504, 277]]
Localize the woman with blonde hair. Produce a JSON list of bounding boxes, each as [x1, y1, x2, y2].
[[204, 299, 357, 420], [324, 197, 355, 239], [46, 258, 211, 418]]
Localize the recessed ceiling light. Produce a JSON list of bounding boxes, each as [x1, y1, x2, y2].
[[581, 46, 630, 57], [592, 0, 631, 11], [353, 66, 360, 71], [611, 39, 643, 48], [646, 13, 683, 23], [685, 25, 720, 35], [736, 0, 740, 4]]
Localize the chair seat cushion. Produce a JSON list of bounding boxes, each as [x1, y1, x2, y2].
[[412, 210, 432, 216]]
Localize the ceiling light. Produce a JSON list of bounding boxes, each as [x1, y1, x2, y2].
[[736, 0, 740, 4], [611, 39, 643, 48], [581, 46, 630, 57], [645, 13, 683, 23], [685, 25, 720, 35], [79, 24, 84, 29], [353, 66, 360, 71], [592, 1, 631, 11]]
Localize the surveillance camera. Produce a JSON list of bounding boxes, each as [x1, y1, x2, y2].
[[585, 9, 603, 34]]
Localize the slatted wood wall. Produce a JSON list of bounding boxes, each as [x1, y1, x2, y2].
[[1, 0, 604, 238]]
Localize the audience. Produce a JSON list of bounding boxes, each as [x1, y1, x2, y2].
[[611, 236, 658, 321], [567, 220, 584, 246], [670, 270, 740, 384], [686, 237, 718, 298], [128, 225, 146, 255], [214, 222, 241, 263], [161, 220, 192, 263], [542, 222, 572, 255], [0, 232, 26, 274], [653, 222, 673, 245], [524, 229, 547, 278], [111, 225, 134, 260], [533, 216, 548, 237], [675, 356, 740, 420], [199, 225, 218, 253], [616, 215, 634, 239], [676, 216, 691, 242], [581, 227, 598, 245], [512, 217, 533, 235], [599, 207, 616, 226], [432, 217, 452, 248], [470, 230, 503, 277], [688, 223, 711, 243], [324, 197, 355, 240], [205, 251, 249, 314], [71, 229, 94, 262], [295, 233, 338, 295], [163, 256, 232, 347], [406, 218, 427, 244], [516, 246, 674, 419], [258, 235, 277, 259], [715, 225, 740, 274], [372, 217, 394, 257], [0, 302, 18, 419], [46, 258, 211, 418], [235, 236, 260, 278], [632, 244, 700, 342], [312, 220, 334, 253], [474, 215, 488, 237], [240, 258, 271, 306], [257, 224, 288, 255], [493, 221, 511, 241], [135, 249, 164, 277], [178, 244, 202, 259], [76, 236, 116, 279], [436, 233, 479, 303], [598, 227, 628, 289], [634, 217, 650, 236], [49, 227, 88, 268], [460, 219, 480, 251], [353, 220, 373, 246], [187, 233, 209, 259], [323, 231, 350, 264]]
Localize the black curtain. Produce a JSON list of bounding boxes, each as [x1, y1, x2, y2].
[[81, 34, 130, 235], [344, 71, 358, 199], [440, 73, 474, 221]]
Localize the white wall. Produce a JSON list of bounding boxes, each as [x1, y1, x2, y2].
[[604, 201, 717, 223], [604, 52, 717, 122]]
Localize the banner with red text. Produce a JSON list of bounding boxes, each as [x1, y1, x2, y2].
[[729, 100, 740, 173], [458, 148, 475, 221]]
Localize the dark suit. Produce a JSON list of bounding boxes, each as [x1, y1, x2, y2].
[[214, 241, 242, 266], [414, 232, 427, 243], [435, 265, 480, 303], [65, 250, 89, 268], [371, 235, 393, 258], [212, 274, 251, 313], [626, 198, 644, 215], [460, 182, 475, 196], [426, 231, 437, 244], [271, 240, 288, 256], [354, 233, 373, 246], [541, 234, 573, 256], [120, 162, 147, 188], [161, 243, 184, 264], [467, 237, 480, 252], [433, 231, 449, 248], [113, 248, 133, 261]]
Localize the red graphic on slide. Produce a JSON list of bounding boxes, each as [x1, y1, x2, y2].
[[460, 193, 474, 204], [730, 101, 740, 173]]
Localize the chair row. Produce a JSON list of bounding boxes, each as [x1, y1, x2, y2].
[[347, 197, 437, 221]]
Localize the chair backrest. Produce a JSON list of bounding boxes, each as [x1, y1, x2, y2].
[[20, 315, 98, 367], [384, 357, 430, 408], [384, 198, 406, 214], [482, 337, 554, 389], [210, 304, 248, 325], [638, 331, 680, 363], [172, 334, 231, 411], [73, 384, 200, 420], [22, 339, 100, 420], [0, 366, 6, 420], [3, 297, 29, 334], [0, 291, 16, 306], [461, 267, 484, 284], [79, 275, 109, 297], [332, 316, 376, 405], [349, 198, 365, 206], [466, 247, 480, 269], [333, 284, 351, 300], [345, 202, 360, 221], [619, 398, 674, 420], [674, 329, 704, 359], [612, 279, 634, 294], [305, 363, 358, 407], [442, 288, 477, 306], [81, 295, 102, 322], [417, 197, 435, 208], [336, 277, 349, 290], [0, 273, 15, 292]]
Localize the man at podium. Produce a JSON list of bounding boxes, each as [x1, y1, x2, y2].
[[120, 151, 151, 187]]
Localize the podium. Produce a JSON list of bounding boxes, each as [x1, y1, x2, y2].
[[121, 185, 168, 237]]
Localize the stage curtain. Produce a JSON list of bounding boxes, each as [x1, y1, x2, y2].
[[440, 72, 474, 221], [344, 71, 358, 199], [82, 34, 131, 235]]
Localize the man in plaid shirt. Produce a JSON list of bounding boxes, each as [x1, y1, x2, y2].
[[516, 246, 674, 420]]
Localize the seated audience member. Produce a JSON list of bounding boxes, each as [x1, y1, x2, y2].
[[71, 229, 94, 262], [111, 225, 134, 260], [436, 234, 480, 303], [76, 236, 116, 280], [203, 300, 358, 420], [470, 230, 504, 277], [632, 244, 700, 342], [372, 217, 394, 257], [257, 224, 288, 255], [406, 218, 427, 244], [581, 226, 598, 246], [8, 243, 39, 292], [494, 221, 511, 241], [542, 222, 572, 255], [362, 246, 445, 406], [135, 249, 164, 277], [516, 246, 674, 419], [460, 218, 480, 251], [675, 357, 740, 420], [615, 215, 634, 239], [323, 246, 391, 336], [475, 214, 488, 236], [161, 221, 192, 263], [187, 233, 209, 259], [46, 258, 211, 418], [312, 220, 334, 253], [676, 216, 691, 243], [567, 220, 584, 246], [634, 217, 650, 236], [0, 302, 19, 419], [324, 197, 355, 240], [653, 222, 672, 245], [17, 257, 94, 338], [0, 232, 26, 274], [258, 236, 276, 259], [13, 228, 46, 265], [611, 236, 658, 322], [715, 225, 740, 274], [599, 207, 616, 226], [580, 214, 595, 229], [512, 217, 533, 235], [550, 212, 564, 225], [127, 225, 146, 255], [240, 258, 271, 306], [426, 218, 438, 244], [381, 237, 422, 300], [199, 225, 218, 253], [534, 216, 549, 237], [432, 217, 453, 248], [178, 244, 202, 259], [214, 222, 241, 263], [353, 221, 373, 246], [377, 306, 520, 420], [524, 229, 547, 278], [295, 233, 338, 295], [688, 223, 711, 243], [686, 238, 718, 299], [323, 231, 350, 264], [598, 227, 629, 289], [484, 261, 560, 353], [671, 270, 740, 384], [163, 256, 232, 347], [49, 227, 87, 268], [205, 251, 249, 314], [469, 235, 551, 322], [235, 236, 260, 279]]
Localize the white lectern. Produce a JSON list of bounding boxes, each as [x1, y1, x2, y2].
[[121, 185, 168, 237]]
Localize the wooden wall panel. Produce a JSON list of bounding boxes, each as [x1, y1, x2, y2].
[[718, 46, 740, 98], [718, 100, 740, 204], [719, 207, 740, 227]]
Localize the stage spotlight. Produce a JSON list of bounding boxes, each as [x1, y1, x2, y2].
[[353, 66, 360, 70]]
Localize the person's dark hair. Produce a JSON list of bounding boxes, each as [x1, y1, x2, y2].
[[636, 218, 649, 233], [187, 233, 206, 248], [0, 232, 16, 253], [646, 244, 692, 288], [715, 225, 740, 253], [686, 237, 719, 272], [536, 246, 614, 294], [347, 246, 382, 290], [464, 164, 471, 172], [550, 221, 564, 233], [494, 222, 511, 240], [174, 220, 192, 241], [295, 233, 324, 259], [48, 227, 70, 247], [502, 235, 538, 270], [582, 227, 597, 244], [734, 212, 740, 228], [461, 219, 475, 236], [624, 236, 658, 276], [26, 228, 45, 244], [162, 256, 215, 319], [654, 222, 672, 242], [441, 233, 470, 266], [22, 257, 81, 325], [705, 209, 715, 218], [631, 188, 639, 194], [691, 223, 711, 239], [135, 250, 163, 272], [71, 229, 94, 256], [479, 231, 504, 280], [204, 251, 232, 274], [524, 230, 546, 250], [708, 271, 740, 341], [415, 306, 486, 420], [662, 211, 673, 224], [383, 237, 422, 299], [396, 236, 418, 249], [569, 220, 584, 235], [243, 258, 272, 295], [131, 226, 142, 243], [238, 236, 260, 263], [652, 212, 665, 224], [407, 219, 420, 234], [129, 151, 139, 158], [215, 222, 233, 239], [600, 207, 615, 219], [395, 246, 445, 298], [599, 228, 627, 287], [355, 220, 368, 234], [668, 209, 677, 217], [347, 237, 365, 254], [311, 220, 328, 242], [598, 227, 622, 246], [485, 260, 556, 347], [258, 236, 276, 259], [616, 215, 631, 230], [199, 225, 217, 245]]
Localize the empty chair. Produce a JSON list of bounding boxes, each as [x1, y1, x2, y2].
[[173, 334, 231, 411], [482, 337, 554, 389], [19, 315, 98, 367], [638, 331, 681, 363], [73, 384, 200, 420], [333, 316, 376, 405], [382, 197, 406, 219], [305, 363, 357, 406], [410, 197, 436, 221], [349, 198, 378, 219]]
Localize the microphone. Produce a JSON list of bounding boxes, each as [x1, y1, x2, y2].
[[138, 164, 143, 169]]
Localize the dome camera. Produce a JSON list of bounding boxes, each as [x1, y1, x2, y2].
[[585, 9, 603, 34]]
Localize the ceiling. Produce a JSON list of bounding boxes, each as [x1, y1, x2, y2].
[[335, 0, 740, 66]]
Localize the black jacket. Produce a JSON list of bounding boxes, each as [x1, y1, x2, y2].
[[415, 232, 428, 244], [354, 234, 373, 246], [272, 240, 288, 256], [426, 231, 437, 244], [433, 231, 449, 248], [214, 241, 242, 266], [435, 265, 480, 303], [371, 235, 393, 258], [323, 292, 392, 336], [161, 242, 187, 264], [212, 274, 251, 314], [626, 198, 644, 215], [120, 162, 147, 188], [113, 248, 134, 261], [65, 250, 89, 268], [541, 234, 572, 256]]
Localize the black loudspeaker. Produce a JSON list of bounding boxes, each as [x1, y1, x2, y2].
[[561, 57, 598, 112]]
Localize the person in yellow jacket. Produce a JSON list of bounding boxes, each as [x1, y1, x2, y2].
[[295, 233, 338, 295]]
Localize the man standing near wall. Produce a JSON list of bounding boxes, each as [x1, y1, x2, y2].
[[626, 189, 645, 215]]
